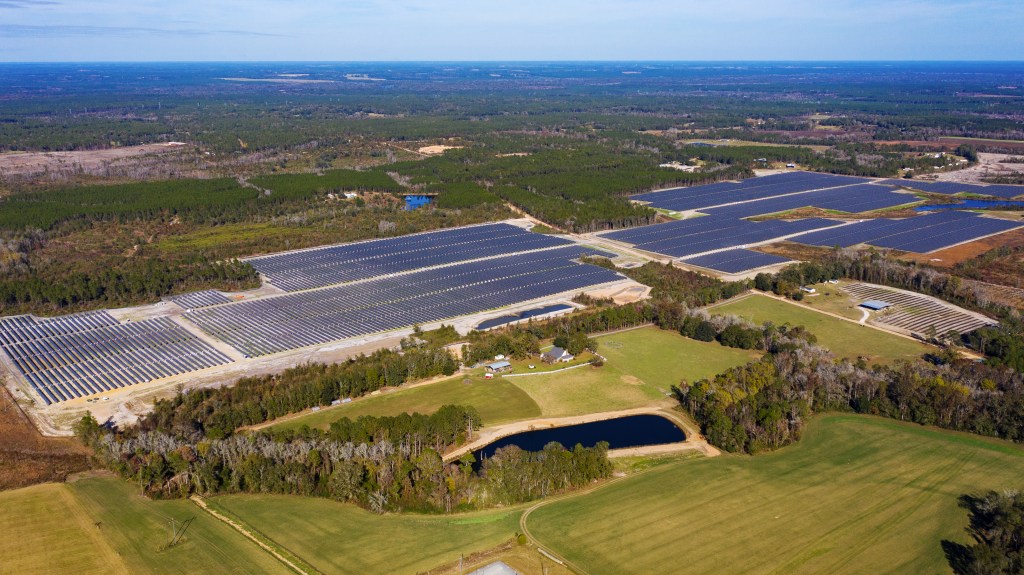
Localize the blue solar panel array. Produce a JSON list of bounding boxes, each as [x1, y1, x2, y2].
[[247, 223, 575, 291], [187, 246, 622, 357], [704, 184, 916, 219], [0, 313, 233, 405], [168, 290, 231, 310], [682, 249, 793, 274], [883, 180, 1024, 199], [789, 211, 1024, 253], [602, 215, 841, 258], [632, 172, 872, 212]]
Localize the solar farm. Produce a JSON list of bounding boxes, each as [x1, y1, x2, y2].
[[0, 312, 232, 405], [597, 171, 1024, 275], [844, 283, 996, 337], [0, 222, 631, 406]]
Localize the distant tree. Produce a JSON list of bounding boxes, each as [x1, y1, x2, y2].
[[693, 320, 718, 342]]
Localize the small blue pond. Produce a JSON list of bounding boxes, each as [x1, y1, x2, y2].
[[916, 199, 1024, 211], [475, 304, 575, 330], [473, 414, 687, 464], [404, 195, 433, 210]]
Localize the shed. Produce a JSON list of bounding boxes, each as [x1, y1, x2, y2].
[[860, 300, 892, 311], [485, 360, 512, 373]]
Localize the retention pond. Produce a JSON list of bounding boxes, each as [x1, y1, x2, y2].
[[473, 414, 687, 462]]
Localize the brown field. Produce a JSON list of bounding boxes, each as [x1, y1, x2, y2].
[[898, 226, 1024, 268], [0, 143, 194, 180], [0, 386, 91, 490], [753, 241, 835, 261]]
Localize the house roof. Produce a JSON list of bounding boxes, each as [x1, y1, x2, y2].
[[487, 360, 512, 369], [543, 346, 567, 357]]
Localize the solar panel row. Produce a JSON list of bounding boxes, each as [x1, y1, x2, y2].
[[247, 222, 574, 292], [602, 216, 841, 259], [632, 172, 871, 212], [704, 184, 914, 219], [0, 310, 118, 346], [682, 249, 793, 274], [187, 247, 622, 357], [788, 211, 1024, 253], [0, 316, 233, 405], [168, 290, 232, 310], [883, 180, 1024, 199]]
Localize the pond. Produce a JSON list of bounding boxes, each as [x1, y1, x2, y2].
[[475, 304, 575, 330], [915, 199, 1024, 211], [404, 195, 434, 210], [473, 414, 687, 463]]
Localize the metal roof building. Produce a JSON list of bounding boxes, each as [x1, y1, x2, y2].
[[859, 299, 892, 311]]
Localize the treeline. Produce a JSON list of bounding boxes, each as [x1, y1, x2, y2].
[[943, 490, 1024, 574], [679, 348, 1024, 454], [586, 258, 749, 306], [0, 258, 257, 312], [79, 403, 611, 512], [142, 345, 460, 439], [0, 170, 404, 233]]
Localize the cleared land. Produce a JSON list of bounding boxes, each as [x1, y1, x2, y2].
[[712, 293, 932, 364], [214, 494, 522, 575], [527, 414, 1024, 575], [271, 375, 542, 432], [509, 327, 762, 416], [0, 386, 90, 489]]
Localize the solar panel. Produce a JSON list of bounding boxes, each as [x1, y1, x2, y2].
[[168, 290, 232, 310], [883, 180, 1024, 199], [682, 249, 793, 274]]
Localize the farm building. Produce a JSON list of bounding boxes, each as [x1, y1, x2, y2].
[[541, 347, 574, 363], [485, 360, 512, 373], [860, 300, 892, 311]]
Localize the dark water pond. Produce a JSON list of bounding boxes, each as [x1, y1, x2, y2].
[[475, 304, 575, 330], [473, 414, 687, 463], [916, 199, 1024, 211], [404, 195, 433, 210]]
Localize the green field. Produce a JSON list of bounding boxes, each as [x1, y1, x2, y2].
[[528, 414, 1024, 575], [509, 326, 762, 416], [272, 375, 542, 432], [214, 494, 522, 575], [712, 293, 932, 364], [0, 476, 292, 575]]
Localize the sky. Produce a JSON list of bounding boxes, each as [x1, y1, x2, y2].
[[0, 0, 1022, 61]]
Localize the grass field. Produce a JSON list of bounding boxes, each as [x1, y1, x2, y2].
[[271, 375, 542, 432], [509, 326, 762, 417], [712, 293, 932, 364], [0, 482, 129, 575], [0, 476, 292, 575], [214, 494, 523, 575], [528, 414, 1024, 575]]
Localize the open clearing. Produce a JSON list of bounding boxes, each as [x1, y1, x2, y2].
[[214, 494, 522, 575], [271, 375, 542, 432], [528, 414, 1024, 575], [712, 293, 932, 364], [509, 327, 762, 417]]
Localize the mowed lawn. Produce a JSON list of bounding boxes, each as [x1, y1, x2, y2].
[[528, 414, 1024, 575], [0, 482, 129, 575], [509, 326, 762, 416], [271, 375, 542, 432], [712, 293, 932, 364], [0, 477, 291, 575], [214, 494, 522, 575]]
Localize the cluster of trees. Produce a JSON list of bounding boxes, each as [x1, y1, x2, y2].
[[0, 258, 257, 311], [679, 347, 1024, 454], [142, 345, 460, 439], [943, 490, 1024, 574], [586, 258, 749, 307], [79, 399, 611, 513], [481, 442, 613, 505]]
